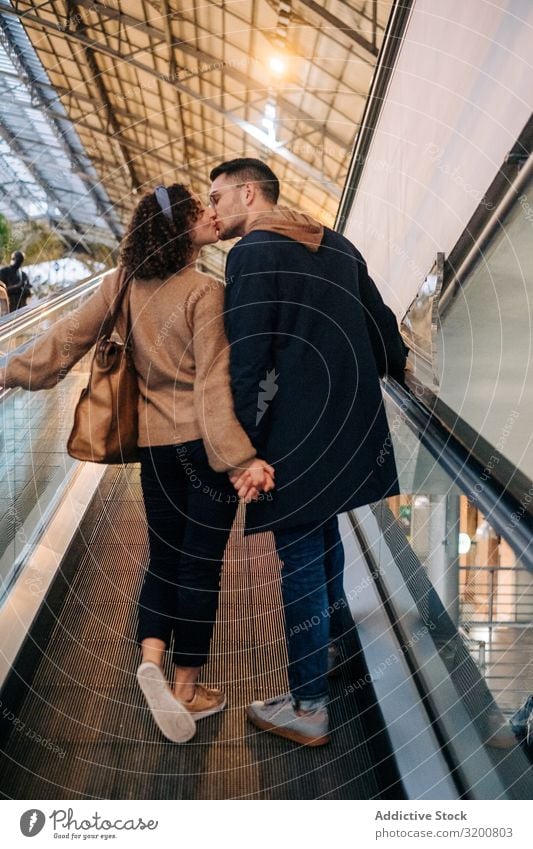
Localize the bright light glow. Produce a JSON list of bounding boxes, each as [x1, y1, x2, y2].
[[261, 116, 276, 141], [476, 521, 490, 540], [269, 56, 286, 75], [262, 102, 277, 142], [458, 533, 472, 555]]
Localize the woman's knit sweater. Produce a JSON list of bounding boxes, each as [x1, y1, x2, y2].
[[0, 265, 256, 472]]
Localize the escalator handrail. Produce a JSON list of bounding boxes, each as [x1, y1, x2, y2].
[[0, 270, 110, 404], [0, 270, 108, 341], [383, 374, 533, 571], [403, 371, 533, 510]]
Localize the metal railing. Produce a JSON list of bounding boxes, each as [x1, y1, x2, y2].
[[459, 565, 533, 627], [459, 564, 533, 717]]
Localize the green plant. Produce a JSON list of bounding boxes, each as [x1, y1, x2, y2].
[[11, 220, 65, 263], [0, 213, 12, 261]]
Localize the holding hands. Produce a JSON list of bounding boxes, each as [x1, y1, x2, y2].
[[229, 457, 275, 503]]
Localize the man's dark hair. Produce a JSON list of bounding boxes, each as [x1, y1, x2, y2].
[[210, 158, 280, 204], [11, 251, 24, 265]]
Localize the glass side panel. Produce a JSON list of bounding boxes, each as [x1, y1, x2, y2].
[[381, 390, 533, 796], [411, 174, 533, 482], [0, 374, 88, 595], [0, 282, 102, 602]]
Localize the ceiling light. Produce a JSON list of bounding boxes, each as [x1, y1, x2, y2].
[[269, 56, 285, 75], [458, 533, 472, 555]]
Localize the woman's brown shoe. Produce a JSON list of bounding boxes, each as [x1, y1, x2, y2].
[[183, 684, 227, 720]]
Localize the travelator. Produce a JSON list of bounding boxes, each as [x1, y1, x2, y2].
[[0, 276, 532, 800]]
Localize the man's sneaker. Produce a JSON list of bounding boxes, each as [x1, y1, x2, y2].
[[136, 661, 196, 743], [328, 643, 341, 677], [247, 694, 330, 746], [183, 684, 227, 720]]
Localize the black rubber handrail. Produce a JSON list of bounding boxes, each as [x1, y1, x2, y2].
[[0, 270, 108, 404], [404, 373, 533, 514], [383, 375, 533, 571]]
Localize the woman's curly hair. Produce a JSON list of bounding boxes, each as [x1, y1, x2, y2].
[[119, 183, 201, 280]]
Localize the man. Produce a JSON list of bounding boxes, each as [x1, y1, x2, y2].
[[0, 251, 32, 312], [209, 158, 407, 746]]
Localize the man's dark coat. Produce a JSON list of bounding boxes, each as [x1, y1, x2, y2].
[[224, 222, 407, 532]]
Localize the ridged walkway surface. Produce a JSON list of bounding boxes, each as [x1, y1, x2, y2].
[[0, 466, 402, 799]]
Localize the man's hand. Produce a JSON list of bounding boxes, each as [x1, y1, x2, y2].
[[228, 458, 275, 503]]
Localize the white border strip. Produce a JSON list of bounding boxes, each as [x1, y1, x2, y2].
[[0, 462, 106, 690]]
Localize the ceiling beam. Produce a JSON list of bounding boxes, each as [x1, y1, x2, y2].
[[34, 96, 238, 194], [53, 84, 343, 190], [65, 0, 141, 193], [32, 97, 298, 212], [159, 0, 192, 170], [297, 0, 379, 57]]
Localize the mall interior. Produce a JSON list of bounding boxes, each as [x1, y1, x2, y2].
[[0, 0, 532, 799]]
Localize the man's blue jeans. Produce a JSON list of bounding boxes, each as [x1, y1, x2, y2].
[[273, 515, 348, 705]]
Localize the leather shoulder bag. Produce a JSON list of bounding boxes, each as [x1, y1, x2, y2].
[[67, 270, 139, 464]]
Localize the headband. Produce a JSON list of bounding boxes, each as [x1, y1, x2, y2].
[[154, 185, 173, 221]]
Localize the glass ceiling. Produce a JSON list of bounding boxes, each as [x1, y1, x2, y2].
[[1, 0, 391, 235], [0, 5, 121, 252], [0, 0, 392, 263]]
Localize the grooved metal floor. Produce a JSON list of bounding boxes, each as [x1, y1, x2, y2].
[[0, 467, 401, 799]]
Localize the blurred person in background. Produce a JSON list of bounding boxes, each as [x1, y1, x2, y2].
[[0, 251, 32, 311]]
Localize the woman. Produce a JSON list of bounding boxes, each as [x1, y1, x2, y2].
[[0, 184, 274, 743]]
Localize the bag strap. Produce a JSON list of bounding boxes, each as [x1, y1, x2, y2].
[[103, 268, 134, 338]]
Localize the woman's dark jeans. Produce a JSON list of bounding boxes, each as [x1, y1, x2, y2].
[[137, 440, 239, 667]]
